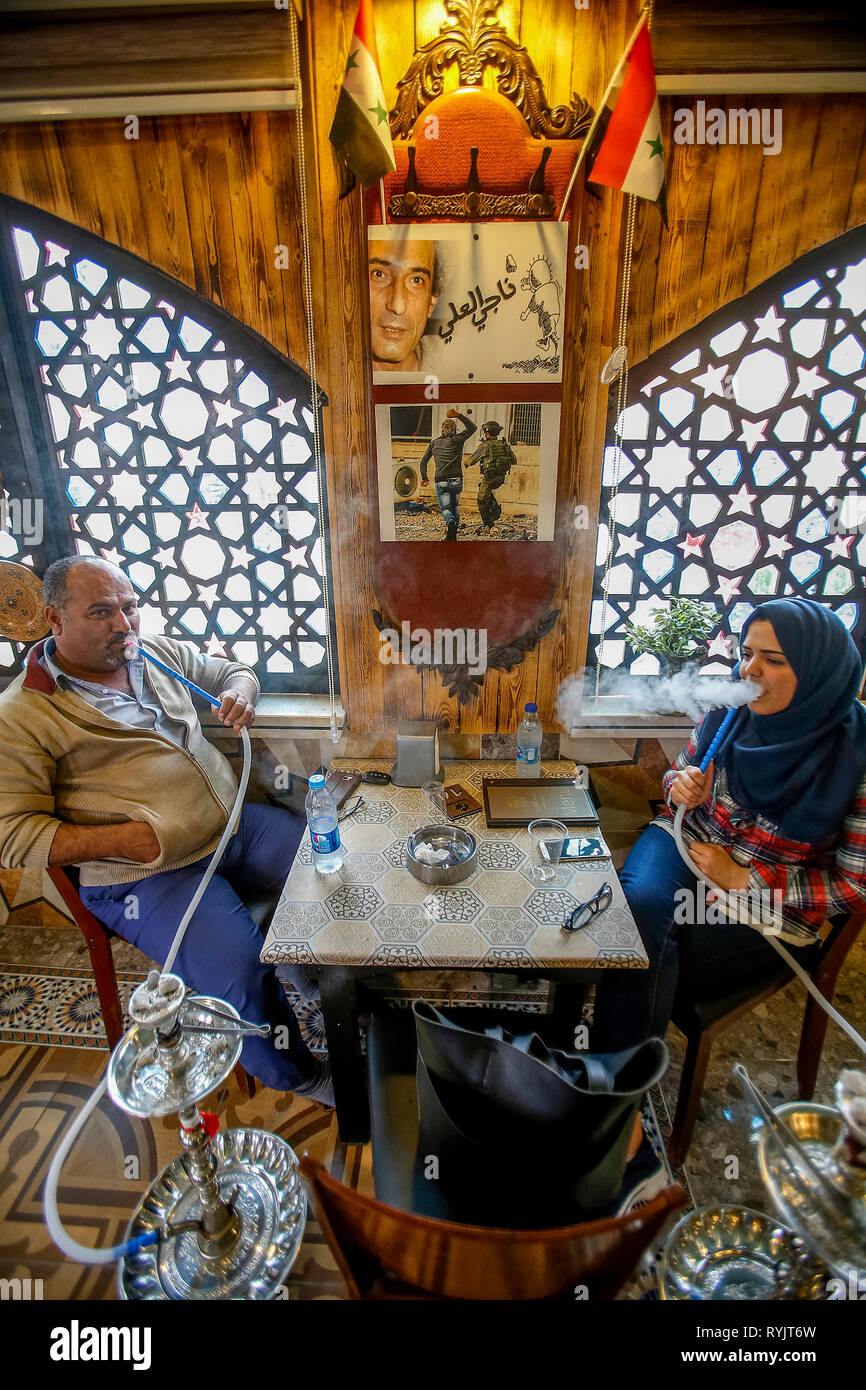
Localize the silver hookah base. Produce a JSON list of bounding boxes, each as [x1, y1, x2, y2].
[[119, 1128, 306, 1300]]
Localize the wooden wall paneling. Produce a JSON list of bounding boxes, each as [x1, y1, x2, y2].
[[621, 166, 665, 367], [692, 114, 763, 330], [132, 119, 199, 288], [647, 139, 714, 355], [197, 117, 245, 315], [222, 112, 279, 350], [742, 97, 823, 297], [263, 109, 308, 367], [550, 181, 618, 722], [302, 0, 405, 732], [519, 0, 575, 107], [376, 0, 417, 121], [492, 646, 541, 738], [793, 96, 866, 257], [542, 0, 636, 724], [844, 103, 866, 230]]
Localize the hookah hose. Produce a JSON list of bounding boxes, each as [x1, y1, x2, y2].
[[671, 706, 866, 1058], [43, 645, 253, 1264]]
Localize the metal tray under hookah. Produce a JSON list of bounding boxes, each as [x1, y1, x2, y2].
[[120, 1128, 307, 1301]]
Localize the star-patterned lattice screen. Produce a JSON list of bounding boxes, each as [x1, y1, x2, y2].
[[0, 196, 335, 693], [591, 225, 866, 679]]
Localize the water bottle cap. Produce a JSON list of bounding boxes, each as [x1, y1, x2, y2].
[[525, 703, 538, 713], [308, 773, 326, 788]]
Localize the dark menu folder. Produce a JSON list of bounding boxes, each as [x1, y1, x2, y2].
[[482, 778, 598, 828]]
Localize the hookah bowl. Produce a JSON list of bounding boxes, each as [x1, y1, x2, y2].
[[108, 973, 306, 1300]]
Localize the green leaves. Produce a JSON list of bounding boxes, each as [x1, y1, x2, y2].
[[624, 598, 717, 659]]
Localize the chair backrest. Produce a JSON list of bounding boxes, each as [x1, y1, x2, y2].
[[299, 1153, 687, 1301]]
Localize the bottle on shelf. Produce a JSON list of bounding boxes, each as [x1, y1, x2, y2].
[[305, 773, 344, 873], [516, 703, 542, 779]]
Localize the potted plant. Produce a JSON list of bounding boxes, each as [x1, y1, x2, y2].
[[624, 598, 717, 676]]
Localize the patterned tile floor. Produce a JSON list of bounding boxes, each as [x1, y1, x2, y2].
[[2, 899, 865, 1298]]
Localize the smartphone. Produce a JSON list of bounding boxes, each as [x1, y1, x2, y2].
[[560, 836, 608, 860]]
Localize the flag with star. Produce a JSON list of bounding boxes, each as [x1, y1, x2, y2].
[[584, 13, 666, 223], [328, 0, 395, 191]]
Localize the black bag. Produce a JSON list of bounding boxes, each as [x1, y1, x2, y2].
[[412, 999, 668, 1228]]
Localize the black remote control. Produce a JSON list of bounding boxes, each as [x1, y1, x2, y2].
[[362, 770, 391, 785]]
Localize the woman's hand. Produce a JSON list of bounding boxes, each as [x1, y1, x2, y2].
[[688, 841, 750, 892], [670, 759, 714, 809]]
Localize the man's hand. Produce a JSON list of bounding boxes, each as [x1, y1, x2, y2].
[[120, 821, 162, 863], [420, 478, 430, 488], [217, 688, 256, 732], [670, 759, 714, 809], [688, 840, 750, 893], [446, 408, 460, 418]]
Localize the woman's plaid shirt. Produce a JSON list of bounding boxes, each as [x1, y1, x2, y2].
[[655, 721, 866, 943]]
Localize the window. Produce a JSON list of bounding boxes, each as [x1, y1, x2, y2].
[[0, 194, 335, 693], [509, 403, 541, 448], [591, 225, 866, 678]]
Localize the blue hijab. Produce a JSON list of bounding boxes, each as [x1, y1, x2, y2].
[[694, 599, 866, 844]]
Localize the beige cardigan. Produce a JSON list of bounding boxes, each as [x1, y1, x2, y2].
[[0, 637, 259, 886]]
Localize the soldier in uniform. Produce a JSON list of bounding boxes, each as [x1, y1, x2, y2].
[[468, 420, 517, 531], [419, 408, 477, 541]]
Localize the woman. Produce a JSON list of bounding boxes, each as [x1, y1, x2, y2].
[[592, 597, 866, 1054]]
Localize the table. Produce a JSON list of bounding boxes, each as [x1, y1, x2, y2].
[[261, 759, 647, 1138]]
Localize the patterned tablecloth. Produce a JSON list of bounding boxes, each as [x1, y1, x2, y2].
[[261, 760, 647, 971]]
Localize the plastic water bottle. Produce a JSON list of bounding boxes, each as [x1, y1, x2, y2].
[[305, 774, 343, 873], [516, 703, 542, 778]]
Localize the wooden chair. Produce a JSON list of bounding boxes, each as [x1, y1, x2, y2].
[[668, 909, 865, 1166], [299, 1152, 687, 1301], [46, 864, 282, 1099]]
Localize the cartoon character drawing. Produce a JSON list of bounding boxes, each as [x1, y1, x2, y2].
[[519, 255, 562, 355]]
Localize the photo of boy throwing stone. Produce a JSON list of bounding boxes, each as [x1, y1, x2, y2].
[[419, 408, 476, 541]]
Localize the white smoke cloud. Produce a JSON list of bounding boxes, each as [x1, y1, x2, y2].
[[556, 665, 763, 728]]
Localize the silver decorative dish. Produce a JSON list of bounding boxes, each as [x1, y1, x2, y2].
[[405, 824, 478, 884], [120, 1128, 306, 1300], [660, 1204, 828, 1300], [757, 1102, 866, 1283]]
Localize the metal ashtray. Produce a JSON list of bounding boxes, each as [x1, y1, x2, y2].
[[660, 1204, 828, 1301], [405, 824, 478, 884]]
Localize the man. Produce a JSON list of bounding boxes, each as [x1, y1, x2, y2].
[[368, 237, 441, 373], [0, 556, 332, 1103], [418, 408, 477, 541], [467, 420, 516, 531]]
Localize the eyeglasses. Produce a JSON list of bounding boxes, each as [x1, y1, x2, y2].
[[561, 882, 613, 934], [338, 795, 365, 823]]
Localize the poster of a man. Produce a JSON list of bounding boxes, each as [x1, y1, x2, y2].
[[368, 235, 443, 375], [368, 223, 567, 384], [375, 401, 560, 542]]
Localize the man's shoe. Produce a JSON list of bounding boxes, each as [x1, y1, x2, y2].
[[616, 1133, 668, 1216], [445, 518, 458, 541], [293, 1058, 334, 1107]]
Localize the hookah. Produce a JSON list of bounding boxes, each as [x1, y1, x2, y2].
[[670, 699, 866, 1286], [40, 635, 307, 1300]]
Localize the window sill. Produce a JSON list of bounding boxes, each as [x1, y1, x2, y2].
[[568, 698, 693, 737], [200, 694, 346, 733]]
